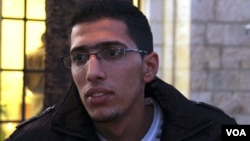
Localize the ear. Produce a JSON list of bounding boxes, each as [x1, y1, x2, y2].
[[142, 52, 159, 83]]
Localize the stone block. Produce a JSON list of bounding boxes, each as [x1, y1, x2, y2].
[[208, 69, 250, 91], [222, 47, 250, 69], [239, 71, 250, 90], [208, 70, 240, 91], [190, 70, 208, 91], [191, 0, 214, 21], [207, 24, 249, 46], [191, 46, 220, 70], [191, 23, 205, 46], [212, 92, 250, 115], [216, 0, 250, 22]]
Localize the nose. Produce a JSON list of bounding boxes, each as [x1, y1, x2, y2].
[[85, 55, 106, 82]]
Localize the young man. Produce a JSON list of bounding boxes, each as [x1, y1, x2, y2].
[[6, 0, 237, 141]]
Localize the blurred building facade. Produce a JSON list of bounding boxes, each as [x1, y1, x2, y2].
[[190, 0, 250, 124], [144, 0, 250, 124]]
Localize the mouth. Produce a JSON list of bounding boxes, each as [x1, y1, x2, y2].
[[91, 93, 105, 97], [85, 87, 113, 105]]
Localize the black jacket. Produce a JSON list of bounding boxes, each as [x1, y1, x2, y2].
[[5, 77, 237, 141]]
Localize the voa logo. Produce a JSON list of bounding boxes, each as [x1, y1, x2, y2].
[[226, 129, 247, 136]]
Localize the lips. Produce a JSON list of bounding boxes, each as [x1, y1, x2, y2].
[[91, 93, 105, 97], [85, 87, 113, 104]]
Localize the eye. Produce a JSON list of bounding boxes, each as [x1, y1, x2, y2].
[[103, 48, 125, 58], [72, 54, 88, 65]]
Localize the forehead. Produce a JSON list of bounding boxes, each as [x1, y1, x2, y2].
[[70, 18, 133, 48], [70, 18, 137, 53], [72, 18, 127, 33]]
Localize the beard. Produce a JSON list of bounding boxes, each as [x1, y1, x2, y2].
[[90, 107, 120, 123]]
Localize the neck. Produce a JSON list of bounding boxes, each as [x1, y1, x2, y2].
[[94, 102, 154, 141]]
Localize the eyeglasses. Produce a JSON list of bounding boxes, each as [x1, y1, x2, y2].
[[62, 48, 148, 68]]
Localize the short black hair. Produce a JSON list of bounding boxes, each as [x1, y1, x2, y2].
[[69, 0, 153, 53]]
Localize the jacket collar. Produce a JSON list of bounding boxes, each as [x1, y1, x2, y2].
[[51, 77, 211, 140], [145, 77, 212, 140]]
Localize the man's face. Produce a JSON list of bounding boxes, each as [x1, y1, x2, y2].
[[70, 18, 147, 123]]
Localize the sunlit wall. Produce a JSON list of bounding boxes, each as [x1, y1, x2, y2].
[[0, 0, 45, 139], [141, 0, 190, 97]]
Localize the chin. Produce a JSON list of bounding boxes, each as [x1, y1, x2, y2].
[[91, 112, 120, 123]]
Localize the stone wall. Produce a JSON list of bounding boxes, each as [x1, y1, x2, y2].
[[190, 0, 250, 124], [146, 0, 250, 124]]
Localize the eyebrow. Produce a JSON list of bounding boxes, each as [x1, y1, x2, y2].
[[70, 41, 127, 54]]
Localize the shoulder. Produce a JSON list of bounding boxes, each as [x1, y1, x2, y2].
[[5, 105, 56, 141], [18, 104, 56, 128], [192, 101, 237, 124]]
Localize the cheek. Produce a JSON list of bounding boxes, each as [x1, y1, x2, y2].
[[114, 59, 141, 77], [72, 70, 79, 83], [72, 71, 88, 103], [114, 65, 144, 109], [72, 70, 87, 90], [114, 60, 144, 90]]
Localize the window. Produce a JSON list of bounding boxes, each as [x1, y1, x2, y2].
[[0, 0, 45, 139], [133, 0, 140, 7]]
